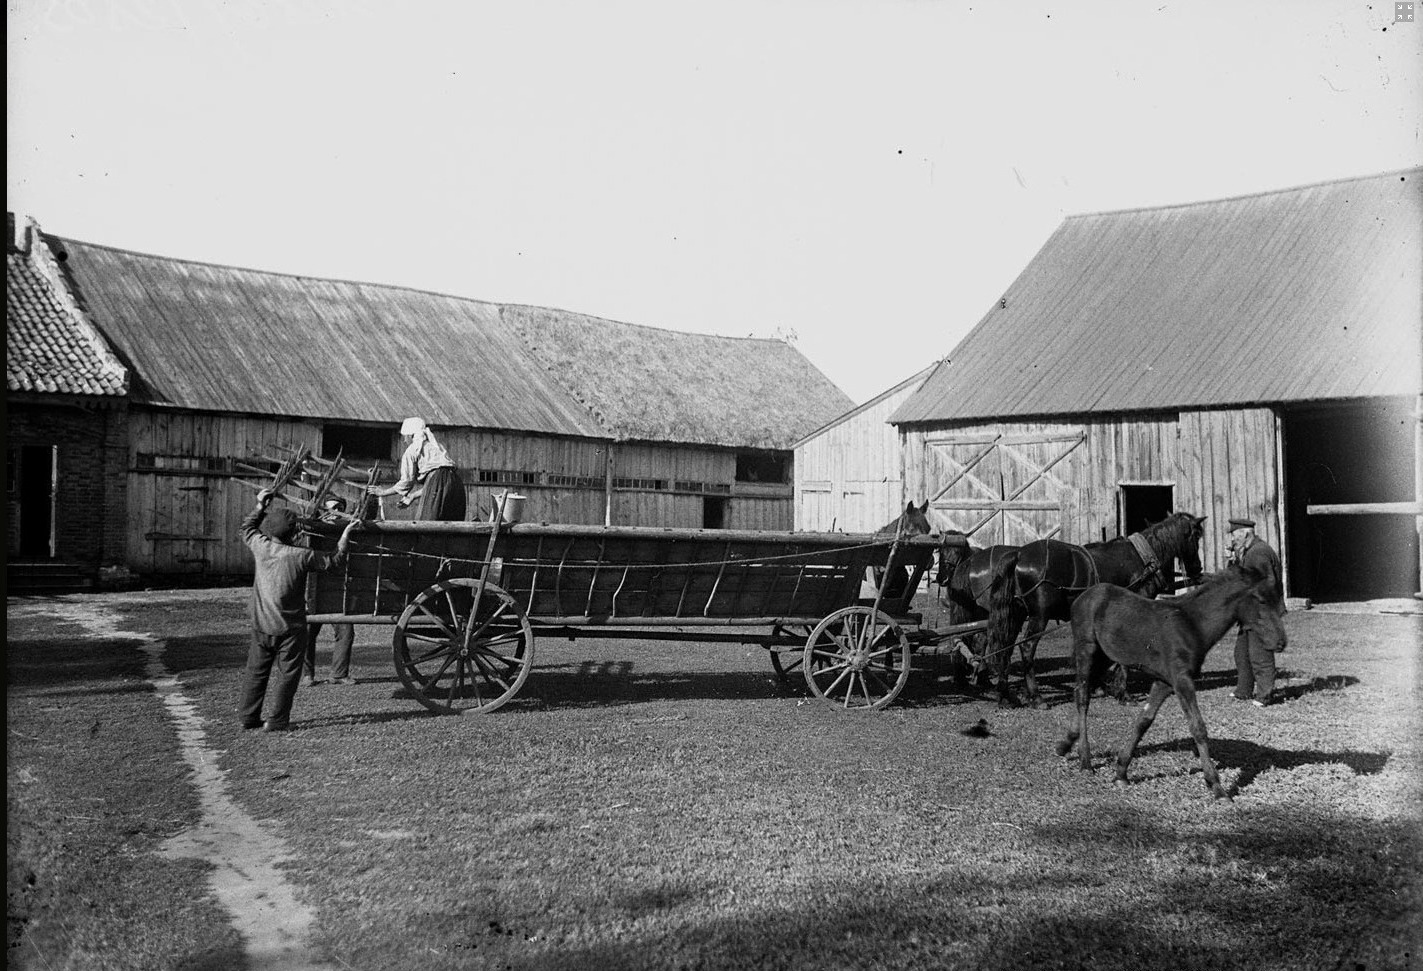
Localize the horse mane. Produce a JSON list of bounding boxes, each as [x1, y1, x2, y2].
[[1139, 512, 1198, 560], [1173, 564, 1260, 602]]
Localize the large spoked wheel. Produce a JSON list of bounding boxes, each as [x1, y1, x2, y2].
[[767, 625, 813, 682], [392, 579, 534, 715], [803, 606, 911, 711]]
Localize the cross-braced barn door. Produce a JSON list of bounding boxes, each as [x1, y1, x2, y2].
[[922, 431, 1085, 545]]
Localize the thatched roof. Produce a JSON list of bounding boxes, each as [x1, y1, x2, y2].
[[504, 305, 852, 449], [31, 229, 850, 449], [893, 168, 1422, 424]]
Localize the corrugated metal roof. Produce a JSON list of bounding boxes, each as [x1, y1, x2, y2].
[[504, 304, 853, 449], [6, 243, 128, 397], [893, 169, 1423, 424]]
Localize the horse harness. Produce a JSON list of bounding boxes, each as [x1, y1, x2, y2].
[[1125, 532, 1167, 591]]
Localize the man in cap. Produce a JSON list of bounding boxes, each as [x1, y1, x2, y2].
[[303, 496, 358, 687], [1226, 517, 1285, 707], [368, 417, 467, 521], [239, 488, 360, 731]]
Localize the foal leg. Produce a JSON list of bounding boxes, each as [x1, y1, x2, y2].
[[1113, 681, 1173, 787], [1056, 636, 1097, 765], [1174, 676, 1231, 800]]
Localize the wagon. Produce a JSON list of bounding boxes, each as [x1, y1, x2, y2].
[[304, 515, 980, 714]]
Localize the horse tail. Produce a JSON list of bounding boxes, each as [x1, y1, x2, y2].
[[987, 554, 1023, 670]]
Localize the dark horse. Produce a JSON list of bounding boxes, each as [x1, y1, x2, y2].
[[935, 531, 1019, 685], [874, 501, 932, 602], [989, 512, 1207, 708], [1055, 564, 1287, 800]]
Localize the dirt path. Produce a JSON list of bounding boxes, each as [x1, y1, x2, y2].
[[50, 601, 337, 971]]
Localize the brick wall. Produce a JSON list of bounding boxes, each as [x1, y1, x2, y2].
[[6, 398, 129, 572]]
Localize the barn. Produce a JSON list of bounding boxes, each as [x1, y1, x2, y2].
[[890, 169, 1422, 602], [6, 218, 851, 587], [793, 365, 935, 532]]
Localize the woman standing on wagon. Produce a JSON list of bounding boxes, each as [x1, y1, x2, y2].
[[369, 417, 467, 521]]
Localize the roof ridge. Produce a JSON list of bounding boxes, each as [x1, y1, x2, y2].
[[500, 301, 791, 345], [1063, 165, 1423, 222], [51, 234, 794, 349]]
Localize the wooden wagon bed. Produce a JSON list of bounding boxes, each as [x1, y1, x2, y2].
[[303, 520, 964, 715]]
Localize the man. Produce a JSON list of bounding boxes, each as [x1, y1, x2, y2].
[[304, 496, 358, 687], [240, 488, 359, 732], [1226, 517, 1285, 707]]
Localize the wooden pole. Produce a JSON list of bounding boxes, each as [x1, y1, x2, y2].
[[1416, 393, 1422, 599]]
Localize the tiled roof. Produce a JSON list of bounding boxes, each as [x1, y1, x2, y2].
[[893, 169, 1422, 424], [6, 245, 128, 397]]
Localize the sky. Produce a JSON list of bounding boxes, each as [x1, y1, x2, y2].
[[7, 0, 1422, 404]]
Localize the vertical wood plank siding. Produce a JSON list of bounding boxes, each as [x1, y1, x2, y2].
[[794, 378, 924, 532], [903, 406, 1280, 573], [127, 412, 794, 574]]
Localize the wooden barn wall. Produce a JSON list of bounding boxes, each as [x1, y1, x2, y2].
[[1177, 407, 1283, 574], [127, 412, 798, 576], [127, 410, 324, 576], [428, 429, 609, 526], [794, 385, 917, 532], [902, 407, 1281, 574]]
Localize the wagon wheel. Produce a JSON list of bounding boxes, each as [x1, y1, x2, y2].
[[392, 579, 534, 715], [767, 624, 814, 682], [802, 606, 911, 711]]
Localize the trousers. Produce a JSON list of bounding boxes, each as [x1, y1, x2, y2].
[[1232, 627, 1277, 702], [240, 626, 307, 725], [305, 622, 354, 679]]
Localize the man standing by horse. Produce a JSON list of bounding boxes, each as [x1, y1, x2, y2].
[[1226, 517, 1285, 707]]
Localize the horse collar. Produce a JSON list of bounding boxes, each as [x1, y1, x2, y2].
[[1127, 532, 1164, 586]]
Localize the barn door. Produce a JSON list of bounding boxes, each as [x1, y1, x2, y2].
[[145, 476, 217, 574], [922, 431, 1085, 544]]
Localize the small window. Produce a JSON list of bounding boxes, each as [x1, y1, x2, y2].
[[1119, 484, 1175, 536], [479, 469, 540, 486], [735, 452, 789, 484], [323, 423, 397, 463]]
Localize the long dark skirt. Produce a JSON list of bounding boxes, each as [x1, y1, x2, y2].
[[419, 466, 467, 521]]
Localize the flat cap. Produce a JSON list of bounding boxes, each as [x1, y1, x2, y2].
[[1226, 517, 1255, 530]]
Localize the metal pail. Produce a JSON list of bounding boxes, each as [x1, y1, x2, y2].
[[491, 492, 527, 524]]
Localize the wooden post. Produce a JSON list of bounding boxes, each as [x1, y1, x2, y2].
[[603, 442, 615, 527], [1416, 393, 1422, 599], [1274, 408, 1290, 601]]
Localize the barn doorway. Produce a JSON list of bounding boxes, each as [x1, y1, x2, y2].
[[11, 445, 57, 558], [1283, 398, 1418, 601], [703, 497, 727, 529], [1119, 484, 1175, 537]]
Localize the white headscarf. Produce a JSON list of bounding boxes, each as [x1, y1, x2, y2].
[[400, 417, 427, 437]]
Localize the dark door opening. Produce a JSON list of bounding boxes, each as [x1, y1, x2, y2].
[[16, 445, 57, 558], [1119, 484, 1175, 536], [1283, 399, 1417, 601], [1120, 484, 1176, 585], [703, 497, 727, 529]]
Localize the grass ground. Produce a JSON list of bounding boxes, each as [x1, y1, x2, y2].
[[7, 588, 1422, 971]]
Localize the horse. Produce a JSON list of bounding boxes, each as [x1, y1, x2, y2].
[[988, 512, 1207, 708], [873, 500, 932, 602], [935, 531, 1019, 686], [1055, 564, 1287, 800]]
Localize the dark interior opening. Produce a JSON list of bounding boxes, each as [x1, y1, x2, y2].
[[1119, 484, 1175, 537], [323, 423, 397, 464], [735, 451, 789, 484], [1283, 398, 1418, 601], [703, 496, 727, 529], [17, 445, 56, 558]]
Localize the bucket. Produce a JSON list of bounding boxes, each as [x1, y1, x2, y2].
[[490, 492, 527, 524]]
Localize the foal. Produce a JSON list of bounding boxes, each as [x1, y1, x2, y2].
[[1055, 565, 1286, 800]]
